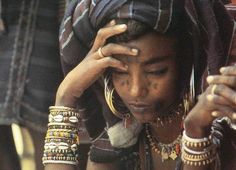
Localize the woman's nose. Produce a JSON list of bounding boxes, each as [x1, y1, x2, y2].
[[129, 75, 148, 98]]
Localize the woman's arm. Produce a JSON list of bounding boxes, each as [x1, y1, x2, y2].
[[43, 21, 138, 170], [183, 66, 236, 170]]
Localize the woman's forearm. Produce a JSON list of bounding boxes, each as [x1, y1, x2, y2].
[[182, 118, 218, 170]]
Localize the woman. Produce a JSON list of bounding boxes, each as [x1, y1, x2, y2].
[[43, 0, 236, 170]]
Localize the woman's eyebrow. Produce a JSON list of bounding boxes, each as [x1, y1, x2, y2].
[[143, 56, 171, 65]]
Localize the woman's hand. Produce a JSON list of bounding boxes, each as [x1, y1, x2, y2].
[[184, 65, 236, 138], [56, 20, 138, 107]]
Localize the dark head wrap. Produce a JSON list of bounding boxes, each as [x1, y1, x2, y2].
[[59, 0, 234, 163], [60, 0, 234, 86], [60, 0, 184, 72]]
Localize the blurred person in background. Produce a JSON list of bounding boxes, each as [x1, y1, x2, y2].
[[0, 0, 64, 169]]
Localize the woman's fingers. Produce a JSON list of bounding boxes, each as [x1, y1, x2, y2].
[[96, 56, 128, 71], [220, 65, 236, 76], [206, 94, 236, 109], [207, 75, 236, 89], [205, 92, 236, 121], [92, 24, 127, 51], [96, 43, 138, 59], [208, 84, 236, 105], [211, 108, 236, 122]]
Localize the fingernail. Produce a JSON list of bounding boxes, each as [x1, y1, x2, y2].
[[119, 24, 127, 29], [211, 111, 220, 117], [206, 76, 214, 83], [122, 65, 128, 70], [207, 94, 214, 101], [110, 20, 116, 25], [220, 67, 226, 73], [232, 113, 236, 120], [131, 48, 138, 54]]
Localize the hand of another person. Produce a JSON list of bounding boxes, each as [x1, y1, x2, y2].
[[55, 20, 138, 107], [184, 65, 236, 137]]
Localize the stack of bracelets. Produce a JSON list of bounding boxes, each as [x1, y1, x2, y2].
[[42, 106, 80, 166], [181, 130, 218, 166]]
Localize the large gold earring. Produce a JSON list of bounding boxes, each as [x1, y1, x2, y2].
[[104, 76, 132, 128], [189, 65, 195, 104], [182, 65, 196, 115]]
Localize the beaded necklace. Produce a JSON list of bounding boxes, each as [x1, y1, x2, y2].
[[150, 103, 184, 128], [145, 124, 182, 162]]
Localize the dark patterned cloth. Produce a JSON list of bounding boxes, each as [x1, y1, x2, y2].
[[60, 0, 184, 73], [0, 0, 63, 132], [59, 0, 235, 163]]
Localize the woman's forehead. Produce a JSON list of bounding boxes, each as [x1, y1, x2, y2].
[[117, 33, 177, 63]]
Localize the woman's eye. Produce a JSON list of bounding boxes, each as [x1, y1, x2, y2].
[[147, 68, 168, 76]]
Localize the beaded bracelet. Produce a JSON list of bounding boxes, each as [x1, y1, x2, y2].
[[45, 138, 78, 144], [49, 106, 80, 124], [181, 130, 217, 167], [182, 143, 216, 155], [181, 149, 214, 161], [48, 122, 78, 129], [182, 130, 212, 148], [181, 154, 216, 166], [42, 106, 81, 166]]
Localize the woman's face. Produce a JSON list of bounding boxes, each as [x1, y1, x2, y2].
[[112, 32, 180, 123]]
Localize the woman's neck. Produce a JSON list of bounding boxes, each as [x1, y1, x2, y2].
[[148, 114, 183, 143]]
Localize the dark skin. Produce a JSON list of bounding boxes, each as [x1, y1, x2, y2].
[[45, 21, 236, 170], [112, 32, 179, 124], [111, 33, 181, 170]]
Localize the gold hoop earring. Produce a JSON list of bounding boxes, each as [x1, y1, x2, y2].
[[189, 65, 195, 104], [104, 76, 132, 128], [182, 65, 195, 115]]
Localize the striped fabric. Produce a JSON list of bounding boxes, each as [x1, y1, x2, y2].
[[0, 0, 63, 132], [60, 0, 184, 74]]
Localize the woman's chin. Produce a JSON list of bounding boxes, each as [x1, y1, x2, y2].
[[131, 112, 155, 123]]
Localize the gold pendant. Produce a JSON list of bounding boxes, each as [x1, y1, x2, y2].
[[161, 148, 169, 161], [169, 150, 178, 160]]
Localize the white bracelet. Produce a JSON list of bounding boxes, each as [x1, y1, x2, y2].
[[182, 143, 215, 155], [183, 130, 210, 142], [42, 160, 78, 165]]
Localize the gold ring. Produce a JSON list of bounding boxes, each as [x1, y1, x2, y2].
[[211, 111, 220, 117], [211, 84, 217, 95], [98, 47, 105, 58], [232, 113, 236, 120]]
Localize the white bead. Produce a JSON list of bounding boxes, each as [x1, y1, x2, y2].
[[49, 115, 53, 122], [71, 144, 78, 152], [48, 142, 57, 149], [69, 116, 79, 123], [54, 115, 63, 122], [58, 142, 69, 150]]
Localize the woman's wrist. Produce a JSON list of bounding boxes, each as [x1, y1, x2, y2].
[[55, 94, 77, 108], [184, 114, 211, 138], [55, 87, 80, 108]]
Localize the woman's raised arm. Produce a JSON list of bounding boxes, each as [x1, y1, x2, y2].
[[43, 21, 138, 170], [183, 66, 236, 170]]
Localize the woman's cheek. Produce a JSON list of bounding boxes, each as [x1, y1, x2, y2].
[[112, 75, 129, 97]]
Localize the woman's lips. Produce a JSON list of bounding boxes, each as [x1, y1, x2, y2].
[[128, 102, 150, 113]]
